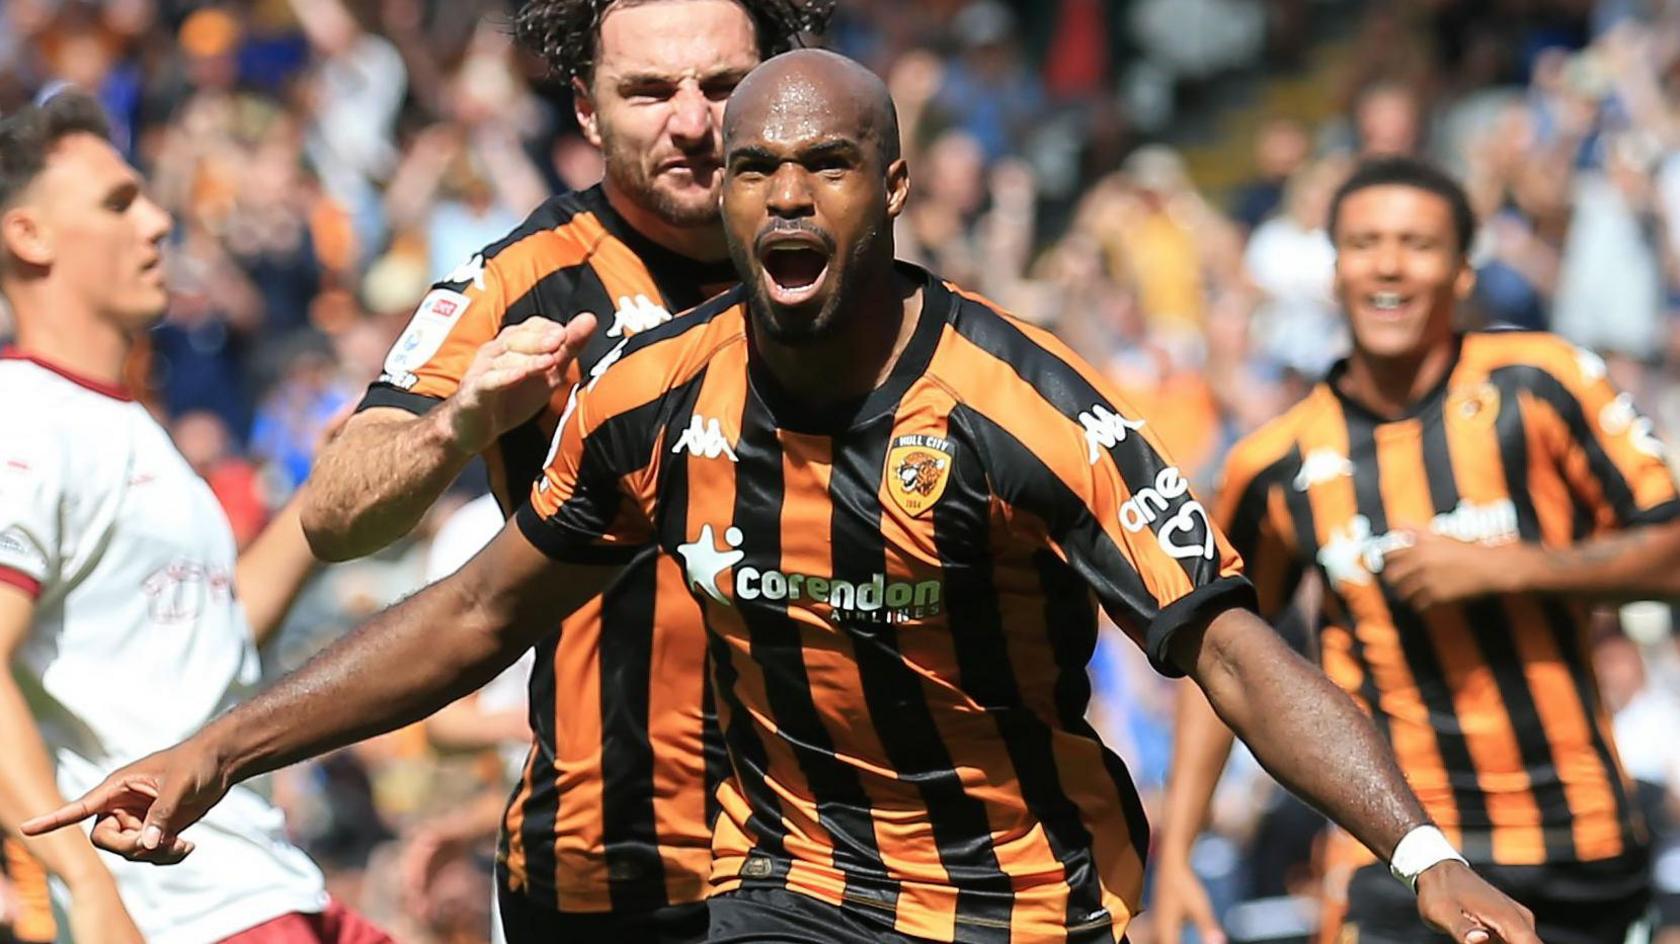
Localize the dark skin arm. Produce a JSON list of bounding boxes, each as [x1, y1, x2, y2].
[[1175, 607, 1538, 944], [21, 525, 621, 860], [1172, 607, 1421, 860], [1384, 517, 1680, 610]]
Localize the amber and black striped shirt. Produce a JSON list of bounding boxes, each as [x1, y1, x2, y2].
[[1217, 332, 1676, 874], [358, 185, 735, 912], [519, 264, 1255, 942]]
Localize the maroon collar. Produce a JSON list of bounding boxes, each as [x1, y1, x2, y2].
[[0, 348, 134, 401]]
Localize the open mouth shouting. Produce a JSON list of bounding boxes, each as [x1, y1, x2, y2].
[[757, 228, 833, 308]]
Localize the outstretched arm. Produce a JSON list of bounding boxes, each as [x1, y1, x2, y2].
[[1172, 607, 1537, 944], [23, 523, 621, 860], [1172, 608, 1419, 874]]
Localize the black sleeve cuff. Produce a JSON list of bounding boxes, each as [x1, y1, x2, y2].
[[1145, 575, 1260, 678], [514, 501, 644, 566], [1627, 499, 1680, 527], [358, 384, 443, 417]]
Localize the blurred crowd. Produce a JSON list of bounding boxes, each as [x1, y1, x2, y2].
[[3, 0, 1680, 941]]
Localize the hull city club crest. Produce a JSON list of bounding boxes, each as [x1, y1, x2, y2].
[[885, 434, 954, 517]]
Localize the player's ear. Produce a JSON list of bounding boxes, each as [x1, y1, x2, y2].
[[0, 206, 52, 269], [885, 158, 910, 220], [1453, 257, 1476, 300], [574, 76, 602, 149]]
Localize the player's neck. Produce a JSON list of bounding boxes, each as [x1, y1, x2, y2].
[[1339, 335, 1458, 419], [4, 284, 133, 388], [755, 267, 921, 410], [603, 179, 729, 262]]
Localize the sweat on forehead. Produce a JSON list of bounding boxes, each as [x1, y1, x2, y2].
[[724, 49, 900, 162]]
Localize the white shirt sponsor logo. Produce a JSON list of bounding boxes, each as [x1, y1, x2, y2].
[[142, 559, 234, 626], [678, 524, 745, 604], [1317, 499, 1519, 588], [1294, 448, 1354, 492], [678, 523, 944, 622], [671, 415, 738, 462], [381, 288, 472, 388], [1079, 404, 1147, 465], [608, 295, 673, 338], [443, 253, 487, 291], [1599, 393, 1667, 460], [1118, 466, 1215, 560]]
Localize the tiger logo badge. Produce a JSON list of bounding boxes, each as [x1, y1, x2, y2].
[[885, 434, 955, 518]]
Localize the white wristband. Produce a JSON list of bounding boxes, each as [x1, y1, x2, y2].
[[1389, 825, 1467, 891]]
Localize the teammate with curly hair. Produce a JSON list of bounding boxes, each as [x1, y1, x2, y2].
[[286, 1, 827, 941]]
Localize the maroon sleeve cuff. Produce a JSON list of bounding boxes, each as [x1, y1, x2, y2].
[[0, 566, 42, 599]]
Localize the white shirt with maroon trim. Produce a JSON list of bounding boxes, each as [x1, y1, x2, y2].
[[0, 353, 328, 944]]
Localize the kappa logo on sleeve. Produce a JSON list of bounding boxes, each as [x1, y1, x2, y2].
[[380, 289, 473, 389], [1079, 405, 1147, 465], [441, 253, 488, 291], [607, 295, 673, 338]]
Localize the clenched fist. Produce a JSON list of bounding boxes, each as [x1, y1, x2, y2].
[[442, 314, 597, 455]]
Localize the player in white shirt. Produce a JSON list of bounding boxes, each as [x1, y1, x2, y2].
[[0, 92, 389, 943]]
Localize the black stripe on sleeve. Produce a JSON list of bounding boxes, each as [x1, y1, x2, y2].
[[947, 301, 1214, 586], [934, 411, 1112, 931], [830, 412, 1014, 940], [1343, 410, 1491, 860], [1420, 399, 1575, 860], [516, 396, 669, 562], [1225, 450, 1307, 624], [1503, 366, 1643, 525], [356, 384, 441, 417], [1225, 460, 1280, 558], [730, 394, 898, 906], [958, 407, 1250, 676]]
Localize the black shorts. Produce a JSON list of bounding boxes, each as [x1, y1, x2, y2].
[[1340, 859, 1652, 944], [707, 886, 1126, 944], [496, 885, 709, 944]]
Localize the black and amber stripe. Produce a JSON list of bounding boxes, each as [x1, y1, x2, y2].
[[1213, 331, 1674, 870], [356, 185, 733, 913], [523, 266, 1252, 942]]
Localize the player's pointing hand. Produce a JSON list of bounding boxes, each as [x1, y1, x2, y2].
[[447, 313, 598, 455], [20, 739, 227, 866]]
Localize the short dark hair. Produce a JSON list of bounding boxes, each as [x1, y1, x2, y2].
[[1327, 155, 1477, 255], [0, 91, 112, 211], [512, 0, 834, 86]]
